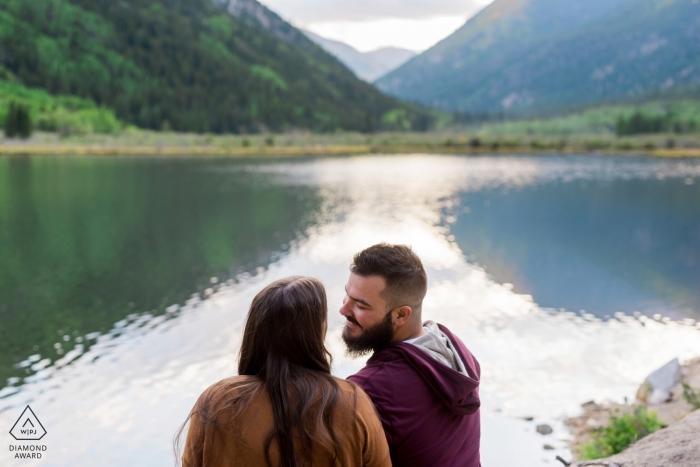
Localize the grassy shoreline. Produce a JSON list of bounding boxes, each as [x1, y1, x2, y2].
[[2, 130, 700, 157], [1, 144, 700, 158]]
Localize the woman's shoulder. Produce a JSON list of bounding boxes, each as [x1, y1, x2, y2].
[[195, 375, 261, 408], [331, 376, 376, 413], [205, 374, 258, 392], [332, 375, 359, 394]]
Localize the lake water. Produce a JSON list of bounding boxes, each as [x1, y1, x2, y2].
[[1, 154, 700, 466]]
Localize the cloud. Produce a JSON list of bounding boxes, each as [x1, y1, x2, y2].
[[261, 0, 492, 24]]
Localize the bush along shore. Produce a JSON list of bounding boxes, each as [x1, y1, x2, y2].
[[2, 130, 700, 157], [564, 357, 700, 467]]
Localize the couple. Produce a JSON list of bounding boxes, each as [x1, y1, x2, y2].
[[178, 244, 481, 467]]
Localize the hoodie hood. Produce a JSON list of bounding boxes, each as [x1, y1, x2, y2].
[[408, 320, 468, 374], [367, 323, 480, 415]]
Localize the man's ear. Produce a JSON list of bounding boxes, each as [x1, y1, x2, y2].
[[393, 306, 413, 328]]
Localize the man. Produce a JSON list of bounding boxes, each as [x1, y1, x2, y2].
[[341, 243, 481, 467]]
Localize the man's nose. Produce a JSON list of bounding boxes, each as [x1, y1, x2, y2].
[[339, 298, 352, 316]]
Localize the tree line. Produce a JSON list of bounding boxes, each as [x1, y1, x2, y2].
[[0, 0, 431, 134], [616, 110, 698, 136]]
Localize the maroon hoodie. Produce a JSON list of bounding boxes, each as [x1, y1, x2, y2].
[[348, 324, 481, 467]]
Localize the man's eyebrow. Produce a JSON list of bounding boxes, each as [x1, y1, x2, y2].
[[345, 286, 372, 307]]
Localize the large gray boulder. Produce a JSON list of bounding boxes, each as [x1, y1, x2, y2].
[[636, 358, 681, 405]]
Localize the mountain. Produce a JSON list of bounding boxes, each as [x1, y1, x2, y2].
[[303, 31, 416, 82], [0, 0, 429, 133], [213, 0, 316, 52], [376, 0, 700, 116]]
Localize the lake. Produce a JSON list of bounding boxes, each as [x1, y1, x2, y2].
[[1, 154, 700, 466]]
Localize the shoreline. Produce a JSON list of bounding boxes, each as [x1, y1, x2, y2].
[[566, 357, 700, 466], [1, 143, 699, 157]]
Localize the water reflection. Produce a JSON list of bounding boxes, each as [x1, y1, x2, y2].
[[0, 156, 324, 384], [0, 154, 699, 467], [448, 174, 700, 318]]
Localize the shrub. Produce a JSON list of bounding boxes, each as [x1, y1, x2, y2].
[[615, 141, 635, 151], [380, 108, 412, 131], [469, 137, 481, 148], [584, 140, 611, 150], [501, 139, 521, 148], [4, 101, 32, 139], [616, 111, 667, 136], [4, 101, 17, 137], [615, 110, 698, 136], [682, 381, 700, 409], [579, 406, 664, 460]]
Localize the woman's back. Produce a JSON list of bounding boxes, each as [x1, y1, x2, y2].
[[182, 375, 390, 467]]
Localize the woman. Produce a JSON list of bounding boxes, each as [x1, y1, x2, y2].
[[176, 276, 391, 467]]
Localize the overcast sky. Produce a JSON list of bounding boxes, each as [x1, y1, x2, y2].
[[261, 0, 493, 52]]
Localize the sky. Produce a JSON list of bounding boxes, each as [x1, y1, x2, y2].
[[261, 0, 494, 52]]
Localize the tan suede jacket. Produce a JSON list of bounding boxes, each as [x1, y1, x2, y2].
[[182, 375, 391, 467]]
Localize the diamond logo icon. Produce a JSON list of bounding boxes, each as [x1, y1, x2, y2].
[[10, 406, 46, 440]]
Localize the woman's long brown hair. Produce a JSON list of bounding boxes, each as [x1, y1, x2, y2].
[[175, 276, 346, 467]]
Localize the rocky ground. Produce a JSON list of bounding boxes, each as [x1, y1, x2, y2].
[[565, 358, 700, 466], [573, 409, 700, 467]]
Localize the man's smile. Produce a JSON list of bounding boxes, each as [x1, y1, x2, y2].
[[345, 316, 362, 329]]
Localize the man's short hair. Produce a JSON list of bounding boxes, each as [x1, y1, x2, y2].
[[350, 243, 427, 311]]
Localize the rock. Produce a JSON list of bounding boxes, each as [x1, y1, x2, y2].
[[536, 424, 553, 435], [635, 358, 680, 405], [580, 400, 601, 411], [586, 418, 600, 428], [544, 444, 555, 450]]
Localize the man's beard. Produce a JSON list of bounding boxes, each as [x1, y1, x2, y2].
[[342, 310, 394, 357]]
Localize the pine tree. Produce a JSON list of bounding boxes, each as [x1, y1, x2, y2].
[[16, 104, 32, 139], [4, 102, 33, 139], [5, 101, 18, 138]]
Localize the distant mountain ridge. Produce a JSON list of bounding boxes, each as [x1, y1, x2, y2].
[[377, 0, 700, 115], [303, 30, 416, 82]]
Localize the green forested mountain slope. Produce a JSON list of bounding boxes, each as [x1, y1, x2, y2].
[[376, 0, 700, 115], [0, 0, 426, 133]]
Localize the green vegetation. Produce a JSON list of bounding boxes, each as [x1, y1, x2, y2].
[[0, 0, 429, 133], [4, 101, 31, 138], [0, 75, 123, 135], [579, 407, 665, 460], [1, 92, 699, 152], [616, 110, 699, 136], [478, 101, 700, 137], [682, 381, 700, 410]]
